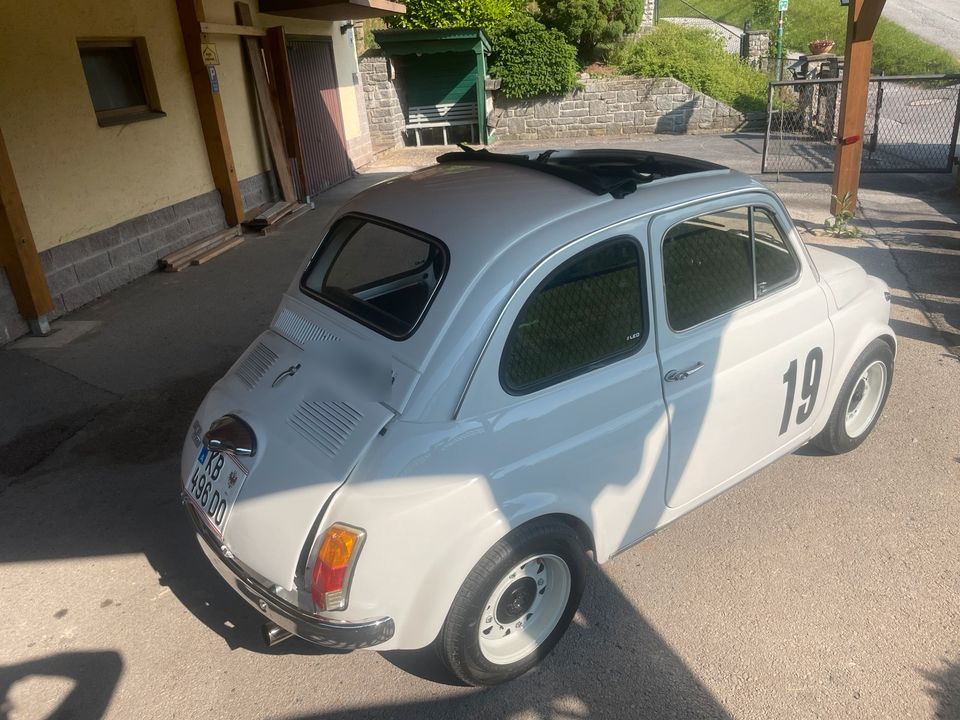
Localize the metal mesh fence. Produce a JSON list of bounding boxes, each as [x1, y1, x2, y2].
[[762, 75, 960, 173]]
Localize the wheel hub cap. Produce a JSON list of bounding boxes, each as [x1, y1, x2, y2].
[[477, 554, 572, 666], [844, 360, 887, 439], [496, 577, 537, 624]]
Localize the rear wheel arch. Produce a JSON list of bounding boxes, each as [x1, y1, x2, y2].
[[538, 512, 597, 561]]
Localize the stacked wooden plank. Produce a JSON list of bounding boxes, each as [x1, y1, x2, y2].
[[160, 226, 244, 272], [242, 200, 311, 235]]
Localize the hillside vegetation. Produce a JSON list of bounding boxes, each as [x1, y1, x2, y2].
[[658, 0, 960, 75]]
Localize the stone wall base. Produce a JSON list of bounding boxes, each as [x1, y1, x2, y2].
[[493, 77, 764, 141], [0, 172, 277, 346]]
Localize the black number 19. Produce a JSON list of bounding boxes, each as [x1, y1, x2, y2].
[[780, 347, 824, 435]]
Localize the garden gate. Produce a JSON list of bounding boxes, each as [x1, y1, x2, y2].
[[761, 74, 960, 174]]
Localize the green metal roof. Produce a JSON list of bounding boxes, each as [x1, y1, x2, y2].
[[372, 27, 491, 55]]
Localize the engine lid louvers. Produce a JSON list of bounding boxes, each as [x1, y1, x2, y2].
[[272, 307, 339, 348], [288, 401, 364, 457], [235, 342, 279, 389]]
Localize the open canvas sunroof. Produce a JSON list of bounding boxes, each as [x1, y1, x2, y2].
[[436, 146, 726, 199]]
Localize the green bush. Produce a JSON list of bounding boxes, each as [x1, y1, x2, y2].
[[489, 15, 580, 98], [537, 0, 645, 59], [385, 0, 516, 30], [616, 23, 769, 112]]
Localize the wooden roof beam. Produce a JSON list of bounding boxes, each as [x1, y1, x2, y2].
[[175, 0, 244, 226]]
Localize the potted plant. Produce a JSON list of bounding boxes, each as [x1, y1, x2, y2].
[[808, 38, 835, 55]]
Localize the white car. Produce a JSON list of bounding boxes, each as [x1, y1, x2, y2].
[[181, 148, 895, 685]]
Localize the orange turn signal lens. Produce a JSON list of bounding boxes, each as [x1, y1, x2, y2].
[[310, 524, 364, 612]]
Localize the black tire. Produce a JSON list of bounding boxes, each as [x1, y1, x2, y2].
[[813, 338, 894, 455], [436, 519, 587, 686]]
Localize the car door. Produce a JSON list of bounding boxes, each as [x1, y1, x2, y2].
[[458, 226, 670, 560], [649, 194, 834, 509]]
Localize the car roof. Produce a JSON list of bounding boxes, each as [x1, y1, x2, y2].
[[341, 150, 763, 268], [321, 151, 770, 400]]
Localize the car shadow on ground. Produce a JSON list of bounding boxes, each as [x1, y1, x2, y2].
[[300, 567, 733, 719], [0, 650, 122, 719]]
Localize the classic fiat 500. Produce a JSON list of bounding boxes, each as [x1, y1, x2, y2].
[[182, 148, 894, 685]]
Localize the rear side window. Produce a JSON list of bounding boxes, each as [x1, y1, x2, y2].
[[501, 238, 646, 394], [301, 216, 447, 339]]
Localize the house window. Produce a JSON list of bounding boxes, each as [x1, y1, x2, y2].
[[78, 39, 164, 127]]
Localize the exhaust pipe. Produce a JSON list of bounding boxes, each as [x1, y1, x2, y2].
[[262, 621, 293, 647]]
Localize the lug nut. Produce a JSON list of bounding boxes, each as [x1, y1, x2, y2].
[[537, 578, 545, 586]]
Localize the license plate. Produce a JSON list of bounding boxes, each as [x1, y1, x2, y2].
[[184, 447, 248, 538]]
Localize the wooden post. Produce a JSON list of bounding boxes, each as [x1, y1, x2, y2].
[[831, 0, 886, 215], [235, 2, 297, 203], [0, 127, 54, 335], [175, 0, 244, 226], [265, 25, 308, 198]]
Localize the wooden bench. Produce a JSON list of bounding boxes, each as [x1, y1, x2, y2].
[[405, 103, 478, 146]]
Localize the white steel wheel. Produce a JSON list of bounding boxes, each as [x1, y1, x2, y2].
[[437, 519, 587, 686], [844, 360, 887, 439], [477, 554, 571, 665], [813, 339, 894, 455]]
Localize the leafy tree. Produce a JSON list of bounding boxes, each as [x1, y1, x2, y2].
[[385, 0, 517, 30], [536, 0, 644, 58], [489, 15, 580, 97]]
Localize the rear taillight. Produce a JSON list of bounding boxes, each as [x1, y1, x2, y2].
[[310, 523, 365, 612]]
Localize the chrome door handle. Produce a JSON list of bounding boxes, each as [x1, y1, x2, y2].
[[664, 362, 704, 382]]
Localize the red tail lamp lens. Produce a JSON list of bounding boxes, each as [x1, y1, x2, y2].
[[311, 524, 364, 611]]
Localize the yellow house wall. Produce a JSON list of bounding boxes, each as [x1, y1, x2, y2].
[[0, 0, 366, 255], [0, 1, 215, 253]]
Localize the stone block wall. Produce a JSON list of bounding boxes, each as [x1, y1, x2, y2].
[[742, 30, 770, 69], [359, 51, 406, 152], [0, 171, 277, 345], [492, 77, 758, 141], [641, 0, 657, 29]]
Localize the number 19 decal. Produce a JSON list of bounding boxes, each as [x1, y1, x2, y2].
[[779, 347, 824, 435]]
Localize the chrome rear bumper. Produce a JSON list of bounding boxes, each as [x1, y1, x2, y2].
[[185, 501, 395, 650]]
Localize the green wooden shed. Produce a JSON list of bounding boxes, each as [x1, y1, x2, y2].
[[373, 28, 493, 146]]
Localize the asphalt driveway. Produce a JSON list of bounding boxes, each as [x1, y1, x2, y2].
[[1, 141, 958, 719]]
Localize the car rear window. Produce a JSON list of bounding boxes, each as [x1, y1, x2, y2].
[[300, 215, 448, 339]]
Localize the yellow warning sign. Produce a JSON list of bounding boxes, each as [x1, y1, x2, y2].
[[201, 43, 220, 66]]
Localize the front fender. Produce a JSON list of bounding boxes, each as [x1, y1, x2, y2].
[[818, 276, 895, 430]]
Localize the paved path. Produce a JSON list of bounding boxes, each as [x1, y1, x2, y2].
[[1, 137, 959, 719], [882, 0, 960, 59]]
